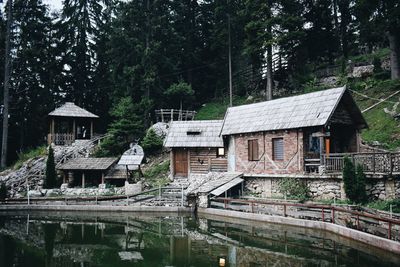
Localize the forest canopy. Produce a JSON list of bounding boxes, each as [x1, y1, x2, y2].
[[0, 0, 399, 162]]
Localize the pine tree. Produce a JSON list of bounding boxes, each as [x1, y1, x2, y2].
[[355, 164, 367, 204], [96, 97, 144, 156], [0, 182, 7, 201], [44, 146, 57, 189], [141, 128, 163, 155], [343, 156, 356, 202]]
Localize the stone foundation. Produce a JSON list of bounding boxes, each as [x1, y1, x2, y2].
[[245, 176, 400, 200]]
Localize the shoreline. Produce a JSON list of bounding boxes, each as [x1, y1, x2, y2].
[[1, 204, 399, 255]]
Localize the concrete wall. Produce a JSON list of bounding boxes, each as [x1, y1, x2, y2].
[[245, 176, 400, 200], [234, 129, 304, 175]]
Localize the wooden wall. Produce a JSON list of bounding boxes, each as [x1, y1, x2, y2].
[[188, 148, 228, 174]]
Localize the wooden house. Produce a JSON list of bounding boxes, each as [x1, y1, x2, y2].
[[220, 86, 368, 176], [164, 120, 227, 178], [58, 157, 118, 188], [48, 102, 99, 145]]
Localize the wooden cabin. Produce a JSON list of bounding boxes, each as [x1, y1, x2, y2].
[[220, 86, 368, 175], [164, 120, 228, 178], [58, 157, 118, 188], [48, 102, 99, 145]]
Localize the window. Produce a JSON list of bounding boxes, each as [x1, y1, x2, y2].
[[248, 139, 259, 161], [273, 138, 284, 161], [217, 147, 225, 157]]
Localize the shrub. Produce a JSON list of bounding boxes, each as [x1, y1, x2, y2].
[[343, 157, 367, 204], [141, 128, 163, 155], [355, 164, 367, 204], [0, 183, 7, 201], [44, 146, 58, 189], [343, 156, 356, 201], [278, 177, 309, 201]]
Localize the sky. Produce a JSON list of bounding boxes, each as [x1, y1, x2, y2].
[[43, 0, 63, 10]]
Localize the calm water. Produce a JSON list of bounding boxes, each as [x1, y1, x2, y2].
[[0, 211, 399, 267]]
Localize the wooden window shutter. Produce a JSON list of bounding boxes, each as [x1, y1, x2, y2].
[[273, 138, 284, 160], [248, 139, 259, 161]]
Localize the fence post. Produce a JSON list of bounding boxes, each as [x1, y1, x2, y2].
[[390, 153, 393, 175], [357, 215, 360, 230], [159, 186, 162, 199], [283, 204, 287, 217], [372, 151, 376, 173], [181, 185, 184, 207], [251, 202, 254, 213], [322, 208, 325, 222], [331, 207, 335, 224], [388, 222, 392, 240]]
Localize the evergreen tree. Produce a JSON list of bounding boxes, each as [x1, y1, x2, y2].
[[141, 128, 163, 156], [96, 97, 144, 156], [164, 82, 194, 110], [0, 182, 7, 201], [355, 0, 400, 79], [355, 164, 367, 203], [44, 146, 57, 189], [343, 156, 356, 201]]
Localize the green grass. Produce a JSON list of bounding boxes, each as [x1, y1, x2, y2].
[[349, 79, 400, 150], [12, 145, 47, 170], [196, 95, 258, 120], [349, 48, 390, 64], [143, 160, 170, 188], [367, 199, 400, 213]]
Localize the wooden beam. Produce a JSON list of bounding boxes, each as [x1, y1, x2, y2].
[[82, 172, 85, 188], [73, 119, 76, 140], [90, 120, 94, 139], [101, 172, 105, 184]]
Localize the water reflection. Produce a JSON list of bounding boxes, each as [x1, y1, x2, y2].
[[0, 211, 399, 267]]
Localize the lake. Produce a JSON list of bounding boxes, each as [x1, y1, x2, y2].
[[0, 211, 399, 267]]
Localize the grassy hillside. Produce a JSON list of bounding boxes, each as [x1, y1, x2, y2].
[[196, 78, 400, 151]]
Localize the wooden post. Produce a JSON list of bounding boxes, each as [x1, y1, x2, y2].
[[325, 138, 330, 157], [51, 118, 55, 138], [319, 136, 324, 163], [90, 120, 94, 139], [73, 119, 76, 140], [82, 172, 85, 188], [101, 172, 105, 185], [63, 171, 66, 184], [171, 109, 174, 121]]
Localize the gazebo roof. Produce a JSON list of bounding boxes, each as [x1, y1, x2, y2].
[[57, 157, 118, 171], [49, 102, 99, 118]]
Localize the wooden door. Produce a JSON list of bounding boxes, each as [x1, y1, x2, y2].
[[174, 149, 188, 177]]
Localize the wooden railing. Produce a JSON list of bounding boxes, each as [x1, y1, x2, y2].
[[210, 198, 400, 241], [155, 109, 196, 122], [48, 133, 75, 146], [2, 186, 185, 206], [322, 152, 400, 174]]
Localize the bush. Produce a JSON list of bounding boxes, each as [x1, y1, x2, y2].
[[278, 177, 309, 201], [141, 128, 163, 155], [0, 183, 7, 201], [44, 146, 58, 189], [355, 164, 367, 204], [343, 157, 367, 204], [343, 157, 356, 201]]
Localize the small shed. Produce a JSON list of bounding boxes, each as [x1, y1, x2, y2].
[[105, 144, 145, 183], [58, 157, 118, 188], [164, 120, 227, 178], [48, 102, 99, 146]]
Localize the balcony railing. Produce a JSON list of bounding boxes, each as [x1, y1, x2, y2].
[[322, 152, 400, 174], [48, 133, 75, 146]]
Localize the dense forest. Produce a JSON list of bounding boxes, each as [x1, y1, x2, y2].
[[0, 0, 399, 164]]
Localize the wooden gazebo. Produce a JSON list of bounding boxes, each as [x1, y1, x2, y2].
[[48, 102, 99, 145]]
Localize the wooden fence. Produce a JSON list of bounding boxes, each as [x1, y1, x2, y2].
[[2, 186, 185, 206], [47, 133, 75, 146], [210, 198, 400, 241], [155, 109, 196, 122], [322, 152, 400, 174]]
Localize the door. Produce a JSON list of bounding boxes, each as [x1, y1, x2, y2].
[[174, 149, 188, 177]]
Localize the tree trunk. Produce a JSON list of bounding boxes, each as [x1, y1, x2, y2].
[[388, 31, 400, 80]]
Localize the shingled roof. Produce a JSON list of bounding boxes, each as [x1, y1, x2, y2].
[[49, 102, 99, 118], [221, 86, 367, 135], [164, 120, 224, 148], [57, 157, 117, 171]]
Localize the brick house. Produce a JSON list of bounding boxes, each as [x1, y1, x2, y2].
[[164, 120, 227, 178], [220, 86, 367, 176]]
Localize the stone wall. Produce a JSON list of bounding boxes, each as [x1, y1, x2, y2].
[[234, 129, 304, 175], [245, 176, 400, 200]]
